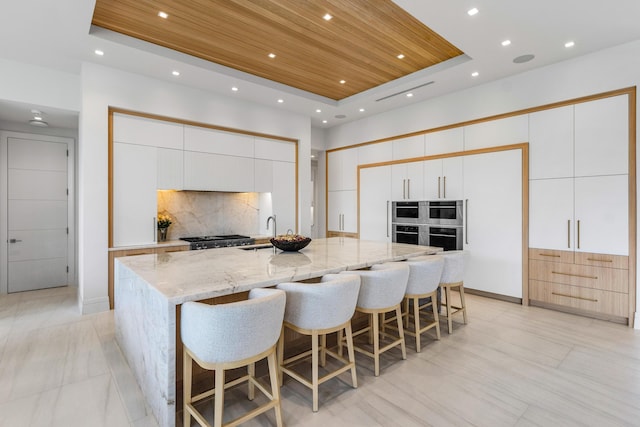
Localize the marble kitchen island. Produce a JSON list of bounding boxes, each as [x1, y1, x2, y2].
[[114, 237, 440, 426]]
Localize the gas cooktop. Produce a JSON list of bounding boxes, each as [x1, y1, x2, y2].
[[180, 235, 255, 249]]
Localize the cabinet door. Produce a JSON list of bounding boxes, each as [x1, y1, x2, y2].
[[422, 159, 442, 199], [184, 151, 254, 192], [405, 162, 424, 200], [528, 105, 574, 179], [425, 127, 463, 156], [529, 178, 574, 251], [574, 175, 628, 255], [358, 142, 392, 165], [464, 115, 528, 150], [113, 114, 183, 149], [391, 164, 408, 200], [327, 148, 358, 192], [254, 138, 296, 162], [272, 161, 296, 234], [254, 159, 274, 193], [184, 126, 254, 157], [157, 148, 183, 190], [113, 143, 157, 246], [327, 190, 357, 232], [574, 95, 628, 177], [360, 166, 392, 242], [442, 157, 463, 199], [463, 150, 522, 298], [392, 135, 424, 160]]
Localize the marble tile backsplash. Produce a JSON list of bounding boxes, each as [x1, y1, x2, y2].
[[157, 191, 260, 239]]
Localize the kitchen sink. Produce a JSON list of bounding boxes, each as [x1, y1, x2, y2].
[[239, 244, 274, 251]]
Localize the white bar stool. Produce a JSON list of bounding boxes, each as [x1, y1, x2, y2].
[[438, 251, 468, 334], [276, 274, 360, 412], [181, 288, 286, 427], [401, 255, 444, 352], [341, 263, 409, 376]]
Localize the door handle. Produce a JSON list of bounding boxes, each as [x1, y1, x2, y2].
[[407, 179, 411, 199], [402, 179, 406, 199], [567, 219, 571, 249], [9, 238, 23, 243], [438, 176, 441, 198], [577, 219, 581, 249], [443, 176, 447, 199]]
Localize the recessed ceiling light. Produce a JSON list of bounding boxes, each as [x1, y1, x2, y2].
[[565, 41, 575, 48], [359, 108, 365, 112], [501, 40, 511, 47], [323, 13, 332, 21], [397, 54, 405, 59], [172, 70, 180, 76], [315, 109, 322, 113], [231, 86, 239, 92], [94, 49, 104, 56], [268, 53, 276, 59], [406, 93, 414, 98], [339, 80, 346, 84], [311, 154, 316, 159], [158, 11, 168, 19], [467, 8, 479, 16], [322, 120, 328, 124], [471, 71, 479, 77], [277, 99, 284, 103]]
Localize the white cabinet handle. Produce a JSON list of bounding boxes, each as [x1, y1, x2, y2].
[[402, 179, 406, 199], [465, 199, 469, 244], [407, 179, 411, 199], [386, 201, 390, 237], [567, 219, 571, 249], [438, 176, 441, 198], [577, 219, 581, 249]]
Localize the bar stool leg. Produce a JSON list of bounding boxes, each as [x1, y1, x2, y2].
[[459, 285, 468, 324], [214, 367, 225, 427], [267, 350, 284, 426], [312, 331, 320, 412], [345, 323, 358, 388], [412, 297, 422, 352], [432, 294, 441, 340], [277, 331, 285, 387], [183, 351, 192, 427], [248, 362, 255, 400], [372, 312, 380, 376], [395, 305, 407, 360], [445, 285, 453, 334]]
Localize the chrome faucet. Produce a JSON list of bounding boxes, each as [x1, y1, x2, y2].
[[266, 215, 277, 238]]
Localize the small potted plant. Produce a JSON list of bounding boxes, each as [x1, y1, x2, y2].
[[157, 213, 172, 242]]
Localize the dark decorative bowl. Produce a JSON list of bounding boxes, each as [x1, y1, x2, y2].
[[270, 237, 312, 252]]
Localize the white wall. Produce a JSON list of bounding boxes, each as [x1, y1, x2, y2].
[[79, 62, 312, 314], [325, 40, 640, 328]]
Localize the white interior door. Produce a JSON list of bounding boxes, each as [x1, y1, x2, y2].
[[7, 137, 69, 292]]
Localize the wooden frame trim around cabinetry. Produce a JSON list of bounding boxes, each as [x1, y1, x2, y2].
[[107, 107, 300, 249], [356, 143, 530, 305]]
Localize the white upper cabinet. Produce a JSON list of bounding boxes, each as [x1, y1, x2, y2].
[[528, 105, 574, 180], [254, 137, 296, 162], [272, 161, 296, 233], [464, 115, 528, 150], [113, 114, 183, 149], [184, 126, 254, 158], [425, 127, 463, 156], [157, 148, 183, 190], [392, 135, 424, 160], [113, 143, 157, 246], [358, 142, 393, 165], [183, 151, 254, 192], [574, 95, 628, 177], [391, 162, 423, 200], [254, 159, 274, 193], [423, 156, 463, 200], [327, 148, 358, 191]]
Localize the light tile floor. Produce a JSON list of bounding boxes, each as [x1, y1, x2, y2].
[[1, 286, 639, 426]]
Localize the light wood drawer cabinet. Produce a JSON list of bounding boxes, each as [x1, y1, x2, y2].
[[528, 248, 629, 320], [529, 280, 629, 317]]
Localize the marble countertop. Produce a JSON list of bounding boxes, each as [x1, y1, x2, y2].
[[115, 237, 440, 304]]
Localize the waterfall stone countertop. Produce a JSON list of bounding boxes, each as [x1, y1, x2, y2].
[[114, 237, 442, 305], [114, 237, 441, 427]]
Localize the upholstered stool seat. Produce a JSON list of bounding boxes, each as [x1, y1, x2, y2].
[[276, 274, 360, 412], [438, 251, 468, 334], [181, 288, 286, 427], [400, 255, 444, 352], [340, 263, 409, 376]]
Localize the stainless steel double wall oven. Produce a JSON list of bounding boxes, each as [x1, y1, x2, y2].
[[391, 200, 463, 251]]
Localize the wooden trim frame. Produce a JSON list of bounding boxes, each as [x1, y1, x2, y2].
[[357, 143, 529, 306], [107, 107, 300, 246], [329, 86, 636, 325]]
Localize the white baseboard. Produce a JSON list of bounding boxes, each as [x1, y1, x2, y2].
[[81, 296, 110, 314]]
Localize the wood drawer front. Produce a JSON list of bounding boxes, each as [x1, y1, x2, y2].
[[529, 280, 629, 317], [574, 252, 629, 269], [529, 259, 628, 293], [529, 248, 574, 263]]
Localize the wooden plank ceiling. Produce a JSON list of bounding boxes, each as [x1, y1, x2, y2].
[[91, 0, 463, 101]]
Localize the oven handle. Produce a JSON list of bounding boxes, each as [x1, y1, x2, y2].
[[386, 201, 390, 238], [429, 233, 457, 238]]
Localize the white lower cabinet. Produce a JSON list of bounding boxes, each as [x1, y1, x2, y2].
[[463, 149, 523, 298], [272, 161, 296, 233], [328, 190, 357, 234], [113, 143, 157, 246], [359, 165, 392, 242]]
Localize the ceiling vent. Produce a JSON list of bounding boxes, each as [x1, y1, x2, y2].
[[376, 81, 435, 102]]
